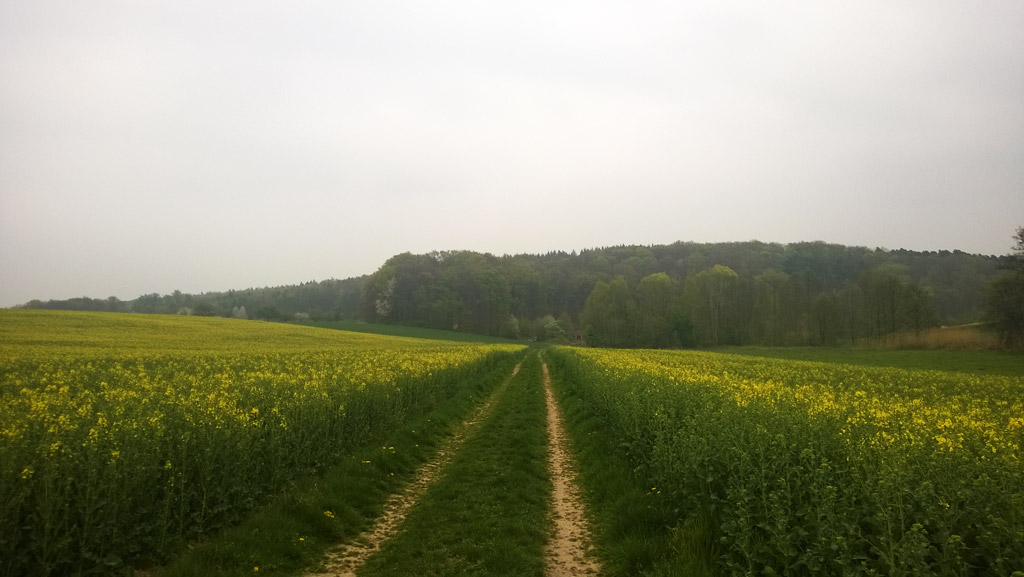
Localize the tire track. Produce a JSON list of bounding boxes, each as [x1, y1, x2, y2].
[[543, 362, 601, 576], [305, 362, 521, 577]]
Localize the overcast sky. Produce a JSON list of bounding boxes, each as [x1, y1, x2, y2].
[[2, 1, 1022, 306]]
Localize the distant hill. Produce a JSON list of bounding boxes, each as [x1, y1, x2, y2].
[[19, 277, 367, 322], [16, 240, 1008, 347]]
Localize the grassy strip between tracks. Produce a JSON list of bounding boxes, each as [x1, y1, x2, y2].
[[154, 354, 524, 577], [545, 353, 714, 577], [355, 352, 551, 577]]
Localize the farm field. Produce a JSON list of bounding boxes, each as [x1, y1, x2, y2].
[[0, 310, 524, 576], [5, 308, 1023, 576], [349, 353, 552, 577], [308, 319, 522, 344], [715, 345, 1024, 377], [161, 351, 603, 577], [546, 347, 1024, 576]]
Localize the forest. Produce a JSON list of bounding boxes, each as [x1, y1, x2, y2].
[[360, 242, 1005, 347], [19, 240, 1015, 348]]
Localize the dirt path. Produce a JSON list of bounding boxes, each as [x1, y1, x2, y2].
[[305, 363, 521, 577], [543, 362, 602, 577]]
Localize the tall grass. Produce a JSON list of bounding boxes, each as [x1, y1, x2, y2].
[[856, 324, 1000, 350]]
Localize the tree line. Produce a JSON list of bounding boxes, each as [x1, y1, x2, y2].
[[985, 227, 1024, 349], [360, 242, 1004, 347], [17, 237, 1022, 348], [20, 278, 365, 322]]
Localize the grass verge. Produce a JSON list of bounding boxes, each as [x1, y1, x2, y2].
[[544, 353, 714, 577], [306, 320, 522, 344], [356, 352, 551, 577], [154, 353, 524, 577]]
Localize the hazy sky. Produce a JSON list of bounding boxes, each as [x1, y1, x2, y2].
[[2, 1, 1023, 306]]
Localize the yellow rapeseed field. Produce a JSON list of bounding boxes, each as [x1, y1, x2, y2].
[[0, 310, 523, 576], [547, 347, 1024, 576]]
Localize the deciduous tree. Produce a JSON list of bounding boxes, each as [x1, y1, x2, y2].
[[984, 227, 1024, 348]]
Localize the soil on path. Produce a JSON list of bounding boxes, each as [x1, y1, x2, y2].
[[543, 362, 602, 577], [305, 363, 521, 577]]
